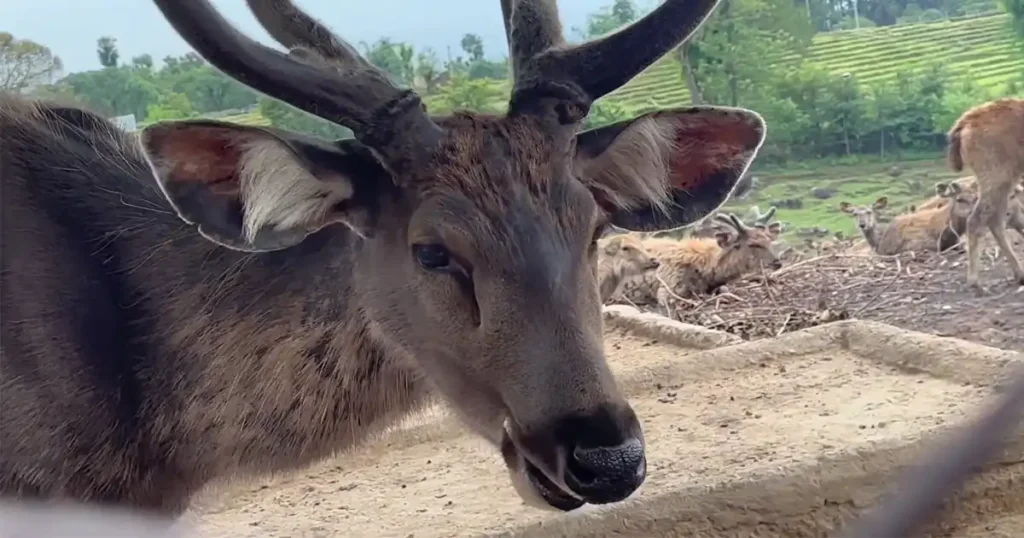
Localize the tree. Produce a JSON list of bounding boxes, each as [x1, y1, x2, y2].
[[576, 0, 639, 39], [680, 0, 814, 107], [432, 72, 506, 114], [362, 38, 415, 85], [131, 54, 154, 70], [416, 49, 442, 93], [165, 64, 259, 114], [0, 33, 63, 92], [1001, 0, 1024, 38], [460, 34, 485, 62], [584, 100, 633, 129], [97, 36, 119, 68], [145, 92, 195, 122], [259, 98, 353, 139], [62, 67, 159, 120]]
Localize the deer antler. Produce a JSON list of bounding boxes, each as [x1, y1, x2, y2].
[[246, 0, 364, 66], [501, 0, 721, 120], [151, 0, 441, 173], [753, 206, 777, 226]]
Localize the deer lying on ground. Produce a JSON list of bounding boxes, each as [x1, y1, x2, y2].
[[0, 0, 767, 516], [597, 234, 660, 304], [947, 98, 1024, 287], [615, 213, 783, 314], [915, 176, 1024, 243], [838, 184, 976, 256]]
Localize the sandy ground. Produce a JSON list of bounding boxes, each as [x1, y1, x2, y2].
[[185, 325, 1008, 538]]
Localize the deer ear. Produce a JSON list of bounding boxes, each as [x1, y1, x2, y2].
[[575, 106, 766, 232], [766, 222, 783, 237], [714, 231, 733, 247], [873, 196, 889, 210], [601, 238, 621, 256], [839, 202, 854, 214], [140, 120, 388, 252]]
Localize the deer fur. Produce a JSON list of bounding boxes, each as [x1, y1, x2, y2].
[[915, 176, 1024, 241], [614, 214, 782, 311], [0, 0, 767, 516], [946, 98, 1024, 287], [596, 234, 660, 304], [838, 186, 976, 256]]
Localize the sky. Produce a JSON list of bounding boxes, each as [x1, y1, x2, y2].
[[0, 0, 638, 75]]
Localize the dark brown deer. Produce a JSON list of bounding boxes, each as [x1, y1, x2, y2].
[[0, 0, 765, 517], [946, 98, 1024, 288]]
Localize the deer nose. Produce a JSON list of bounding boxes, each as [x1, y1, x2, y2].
[[647, 259, 660, 269], [771, 259, 783, 270], [559, 407, 646, 504], [565, 438, 646, 503]]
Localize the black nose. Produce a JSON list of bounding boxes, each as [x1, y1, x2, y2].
[[565, 438, 646, 503], [648, 260, 660, 269], [558, 406, 646, 504], [771, 259, 783, 270]]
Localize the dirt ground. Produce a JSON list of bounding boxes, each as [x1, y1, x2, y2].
[[185, 324, 1019, 538], [623, 233, 1024, 352]]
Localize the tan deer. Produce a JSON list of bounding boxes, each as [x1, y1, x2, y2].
[[614, 213, 782, 314], [597, 234, 660, 304], [838, 183, 976, 256], [916, 176, 1024, 243], [946, 98, 1024, 287], [0, 0, 766, 516]]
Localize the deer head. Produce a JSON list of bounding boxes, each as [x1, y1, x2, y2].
[[139, 0, 765, 511], [840, 197, 888, 232], [712, 212, 783, 271]]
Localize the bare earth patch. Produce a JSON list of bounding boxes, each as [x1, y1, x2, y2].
[[626, 233, 1024, 351], [186, 320, 1023, 538]]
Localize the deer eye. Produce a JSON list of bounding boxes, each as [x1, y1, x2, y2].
[[413, 244, 452, 271]]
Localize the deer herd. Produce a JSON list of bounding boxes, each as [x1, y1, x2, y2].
[[602, 99, 1024, 309], [0, 0, 1021, 535]]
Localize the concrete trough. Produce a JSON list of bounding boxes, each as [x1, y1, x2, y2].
[[190, 314, 1023, 538]]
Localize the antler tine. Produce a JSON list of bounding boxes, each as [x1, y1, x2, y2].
[[505, 0, 721, 115], [756, 206, 778, 225], [727, 213, 748, 234], [152, 0, 440, 171], [839, 364, 1024, 538], [246, 0, 366, 67], [502, 0, 565, 86]]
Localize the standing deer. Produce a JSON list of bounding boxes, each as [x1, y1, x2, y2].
[[946, 98, 1024, 288], [0, 0, 766, 517]]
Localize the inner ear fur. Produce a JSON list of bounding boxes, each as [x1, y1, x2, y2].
[[575, 106, 767, 233], [140, 120, 387, 252]]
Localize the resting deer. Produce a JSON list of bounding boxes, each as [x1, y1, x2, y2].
[[0, 0, 766, 516], [597, 234, 660, 304], [917, 176, 1024, 243], [838, 185, 975, 256], [615, 212, 782, 314], [946, 98, 1024, 287]]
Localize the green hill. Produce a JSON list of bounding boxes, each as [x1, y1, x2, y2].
[[603, 13, 1021, 113], [217, 13, 1020, 125]]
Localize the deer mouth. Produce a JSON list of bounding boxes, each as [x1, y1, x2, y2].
[[500, 422, 586, 512]]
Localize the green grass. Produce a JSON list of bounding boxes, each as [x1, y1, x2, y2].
[[720, 156, 966, 239]]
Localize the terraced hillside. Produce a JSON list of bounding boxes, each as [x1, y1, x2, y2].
[[602, 12, 1022, 112], [213, 110, 270, 126], [215, 14, 1021, 125]]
